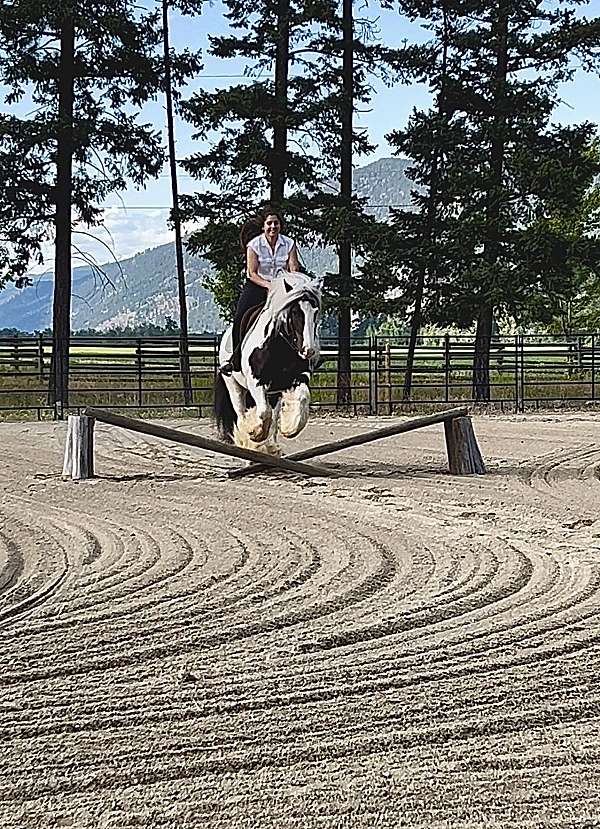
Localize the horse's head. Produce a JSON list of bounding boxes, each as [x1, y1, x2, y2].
[[268, 271, 322, 362]]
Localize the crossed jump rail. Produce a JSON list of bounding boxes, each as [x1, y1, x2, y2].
[[62, 406, 485, 481]]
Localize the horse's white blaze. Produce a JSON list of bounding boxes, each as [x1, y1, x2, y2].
[[299, 301, 319, 360], [280, 383, 311, 438]]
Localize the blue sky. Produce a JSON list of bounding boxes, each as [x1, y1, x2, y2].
[[8, 0, 600, 271]]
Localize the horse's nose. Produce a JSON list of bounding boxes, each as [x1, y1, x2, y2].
[[304, 347, 315, 359]]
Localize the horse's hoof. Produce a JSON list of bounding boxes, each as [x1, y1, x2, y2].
[[280, 405, 309, 438], [248, 423, 270, 442]]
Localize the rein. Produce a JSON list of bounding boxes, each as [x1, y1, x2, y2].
[[268, 290, 321, 357]]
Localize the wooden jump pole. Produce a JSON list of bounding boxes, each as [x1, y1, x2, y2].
[[228, 406, 485, 479], [72, 407, 333, 479]]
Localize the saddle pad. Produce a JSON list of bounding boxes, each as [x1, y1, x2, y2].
[[239, 303, 265, 343]]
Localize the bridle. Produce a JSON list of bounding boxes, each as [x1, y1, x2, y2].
[[273, 291, 320, 357]]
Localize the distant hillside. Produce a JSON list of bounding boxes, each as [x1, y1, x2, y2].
[[353, 157, 414, 219], [0, 246, 224, 334], [0, 156, 414, 333]]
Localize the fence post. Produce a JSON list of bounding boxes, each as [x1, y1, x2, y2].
[[136, 338, 143, 407], [366, 336, 374, 414], [519, 334, 525, 412], [13, 335, 19, 373], [444, 333, 450, 403], [513, 335, 519, 413], [214, 334, 219, 387], [374, 336, 380, 415], [384, 341, 392, 415], [592, 333, 596, 402], [38, 332, 45, 380]]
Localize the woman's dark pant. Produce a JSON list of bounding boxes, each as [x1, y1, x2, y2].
[[231, 280, 268, 369]]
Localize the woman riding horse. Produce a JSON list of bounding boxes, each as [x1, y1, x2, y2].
[[220, 207, 301, 376]]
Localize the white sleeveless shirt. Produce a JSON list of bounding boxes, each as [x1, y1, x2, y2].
[[247, 233, 296, 282]]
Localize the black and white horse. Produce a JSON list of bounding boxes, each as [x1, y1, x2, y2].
[[214, 271, 322, 454]]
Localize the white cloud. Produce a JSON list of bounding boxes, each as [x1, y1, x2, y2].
[[28, 207, 183, 275]]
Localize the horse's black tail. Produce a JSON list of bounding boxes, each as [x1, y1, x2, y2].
[[214, 372, 237, 443]]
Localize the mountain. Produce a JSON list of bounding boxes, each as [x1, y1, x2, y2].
[[353, 157, 414, 220], [0, 246, 224, 334], [0, 156, 414, 333]]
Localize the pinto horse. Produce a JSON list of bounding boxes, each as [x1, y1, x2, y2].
[[214, 271, 322, 454]]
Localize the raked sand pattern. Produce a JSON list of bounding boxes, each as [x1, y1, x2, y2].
[[2, 413, 600, 828]]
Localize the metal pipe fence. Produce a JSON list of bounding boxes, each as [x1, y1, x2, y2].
[[1, 333, 600, 419]]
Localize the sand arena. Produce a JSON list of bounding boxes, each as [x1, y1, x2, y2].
[[1, 413, 599, 828]]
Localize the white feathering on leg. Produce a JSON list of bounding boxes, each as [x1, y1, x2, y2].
[[233, 410, 281, 456], [280, 385, 310, 438]]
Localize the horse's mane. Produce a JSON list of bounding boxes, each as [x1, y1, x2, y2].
[[266, 271, 322, 319]]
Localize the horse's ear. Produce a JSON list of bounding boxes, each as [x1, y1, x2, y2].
[[311, 274, 324, 293], [283, 279, 293, 293]]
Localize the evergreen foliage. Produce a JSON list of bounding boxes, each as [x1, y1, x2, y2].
[[179, 0, 406, 324], [0, 0, 200, 405], [388, 0, 600, 399], [0, 1, 201, 284]]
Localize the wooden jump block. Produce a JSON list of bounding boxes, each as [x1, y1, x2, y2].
[[228, 406, 485, 479], [62, 407, 485, 482], [444, 416, 485, 475], [62, 415, 95, 480]]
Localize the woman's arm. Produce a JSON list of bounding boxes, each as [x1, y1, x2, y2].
[[246, 247, 271, 289], [287, 243, 300, 272]]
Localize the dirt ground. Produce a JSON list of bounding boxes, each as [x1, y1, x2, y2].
[[2, 411, 600, 828]]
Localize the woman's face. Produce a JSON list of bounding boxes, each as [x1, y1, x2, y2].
[[263, 214, 281, 241]]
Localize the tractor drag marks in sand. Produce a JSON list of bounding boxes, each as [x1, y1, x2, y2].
[[2, 414, 600, 827]]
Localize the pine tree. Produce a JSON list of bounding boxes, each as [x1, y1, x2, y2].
[[0, 0, 200, 409], [180, 0, 406, 413], [179, 0, 341, 321], [387, 0, 453, 400], [389, 0, 600, 401]]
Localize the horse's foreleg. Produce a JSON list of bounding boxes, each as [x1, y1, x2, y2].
[[223, 376, 247, 421], [280, 380, 311, 438], [237, 381, 272, 444]]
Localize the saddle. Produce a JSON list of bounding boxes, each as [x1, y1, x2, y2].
[[239, 302, 265, 343]]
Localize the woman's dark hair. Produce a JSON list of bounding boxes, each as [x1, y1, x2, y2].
[[239, 206, 286, 252]]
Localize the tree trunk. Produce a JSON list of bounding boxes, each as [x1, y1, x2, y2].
[[472, 0, 509, 402], [403, 0, 449, 401], [473, 302, 493, 398], [337, 0, 353, 407], [270, 0, 289, 207], [163, 0, 192, 406], [51, 9, 75, 416]]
